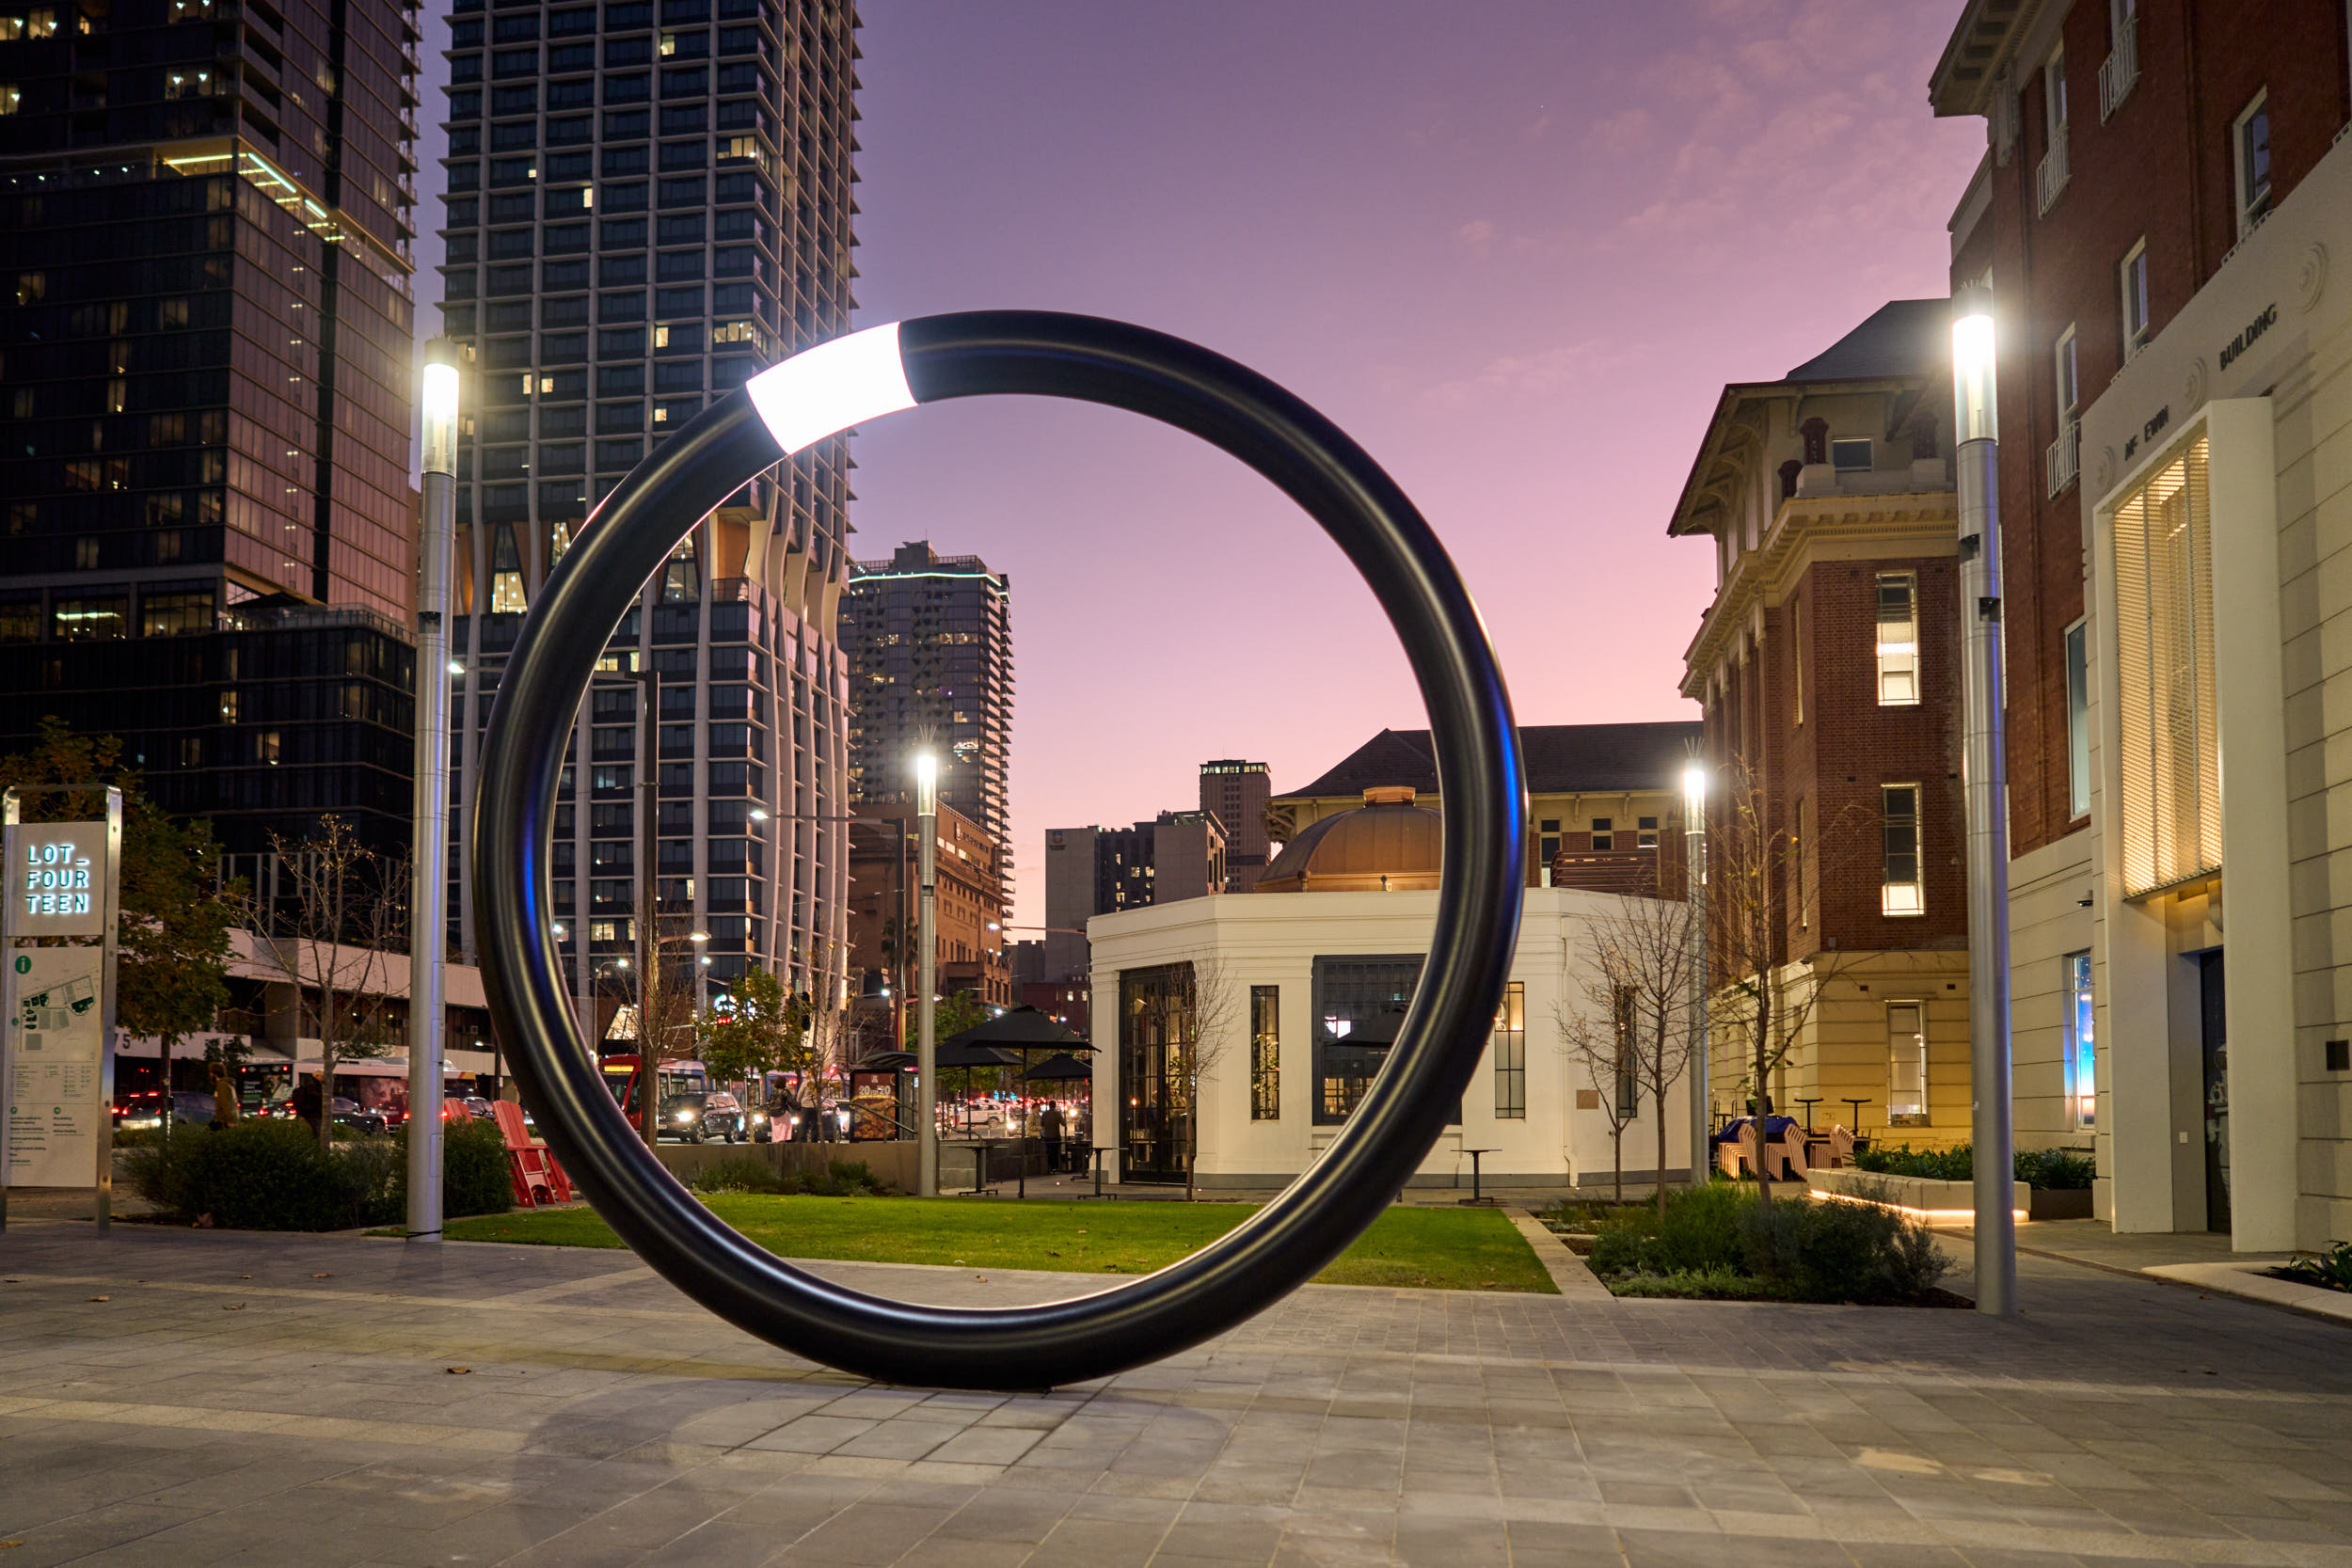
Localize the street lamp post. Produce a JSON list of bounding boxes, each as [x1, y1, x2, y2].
[[406, 341, 459, 1243], [1682, 760, 1708, 1188], [1953, 291, 2017, 1317], [914, 752, 939, 1197]]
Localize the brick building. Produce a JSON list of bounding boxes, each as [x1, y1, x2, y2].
[[846, 798, 1010, 1044], [1930, 0, 2352, 1245], [1199, 759, 1270, 892], [1672, 300, 1972, 1142]]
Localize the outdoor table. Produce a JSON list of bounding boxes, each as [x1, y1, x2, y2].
[[1840, 1099, 1870, 1133], [1457, 1148, 1499, 1205], [1088, 1144, 1116, 1199], [959, 1140, 996, 1196], [1794, 1097, 1824, 1132]]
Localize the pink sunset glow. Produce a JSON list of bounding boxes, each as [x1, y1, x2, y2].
[[847, 1, 1986, 925]]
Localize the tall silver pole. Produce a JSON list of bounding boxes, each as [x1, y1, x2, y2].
[[2, 790, 18, 1234], [915, 754, 939, 1197], [96, 787, 119, 1231], [407, 342, 459, 1243], [1682, 765, 1708, 1186], [1953, 294, 2017, 1316]]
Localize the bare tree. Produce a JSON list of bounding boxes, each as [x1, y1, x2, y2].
[[1706, 759, 1867, 1209], [1561, 881, 1702, 1212], [267, 816, 405, 1150], [622, 909, 704, 1143], [1177, 958, 1240, 1203]]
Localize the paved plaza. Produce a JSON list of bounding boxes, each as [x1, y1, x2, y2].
[[1, 1218, 2348, 1567]]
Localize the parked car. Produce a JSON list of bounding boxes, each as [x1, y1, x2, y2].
[[660, 1089, 745, 1143], [332, 1097, 390, 1135], [111, 1089, 215, 1131], [452, 1096, 497, 1121]]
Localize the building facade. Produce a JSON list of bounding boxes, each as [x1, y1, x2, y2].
[[1266, 722, 1699, 895], [1199, 758, 1269, 891], [435, 0, 861, 1029], [1930, 0, 2352, 1245], [1041, 812, 1226, 983], [842, 539, 1013, 843], [845, 797, 1009, 1022], [1671, 298, 1975, 1145], [1089, 792, 1693, 1188], [0, 0, 422, 851]]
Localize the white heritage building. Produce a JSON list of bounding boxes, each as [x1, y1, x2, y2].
[[1086, 788, 1695, 1190]]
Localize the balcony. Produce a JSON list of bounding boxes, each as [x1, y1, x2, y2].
[[2099, 19, 2137, 120], [2036, 132, 2070, 215], [2046, 417, 2080, 498]]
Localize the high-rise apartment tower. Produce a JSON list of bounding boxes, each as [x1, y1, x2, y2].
[[842, 540, 1014, 840], [435, 0, 862, 1023], [0, 0, 424, 853], [1199, 758, 1268, 892]]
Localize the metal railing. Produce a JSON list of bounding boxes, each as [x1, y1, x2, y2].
[[2036, 132, 2070, 215], [2099, 19, 2137, 120], [2046, 417, 2080, 498]]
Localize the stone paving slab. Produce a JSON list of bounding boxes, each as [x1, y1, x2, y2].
[[0, 1225, 2348, 1566]]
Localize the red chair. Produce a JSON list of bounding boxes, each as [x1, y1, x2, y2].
[[492, 1101, 574, 1207]]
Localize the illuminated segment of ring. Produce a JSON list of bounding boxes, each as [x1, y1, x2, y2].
[[469, 310, 1525, 1392]]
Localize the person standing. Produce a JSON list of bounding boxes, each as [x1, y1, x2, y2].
[[207, 1062, 241, 1130], [291, 1072, 324, 1136], [1039, 1101, 1065, 1174]]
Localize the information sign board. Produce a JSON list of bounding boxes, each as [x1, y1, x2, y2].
[[9, 824, 107, 937], [5, 948, 105, 1187]]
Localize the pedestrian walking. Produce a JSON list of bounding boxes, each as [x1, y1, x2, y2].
[[1040, 1101, 1065, 1173]]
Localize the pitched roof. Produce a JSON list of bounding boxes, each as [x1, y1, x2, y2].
[[1779, 298, 1949, 384], [1279, 721, 1702, 799]]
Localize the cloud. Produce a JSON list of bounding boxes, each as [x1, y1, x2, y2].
[[1421, 340, 1623, 409], [1454, 218, 1499, 258]]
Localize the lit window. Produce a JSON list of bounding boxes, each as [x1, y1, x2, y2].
[[2233, 91, 2271, 238], [1881, 784, 1922, 916], [0, 85, 19, 114], [1249, 985, 1279, 1120], [2111, 436, 2220, 894], [164, 68, 213, 98], [2063, 951, 2095, 1130], [1830, 437, 1871, 472], [2065, 619, 2090, 820], [2120, 238, 2151, 359], [1491, 981, 1524, 1118], [1887, 1003, 1929, 1125], [1875, 572, 1919, 705]]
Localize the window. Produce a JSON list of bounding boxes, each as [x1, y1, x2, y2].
[[164, 69, 212, 98], [1881, 784, 1922, 916], [2233, 91, 2271, 238], [1492, 981, 1525, 1119], [1789, 594, 1804, 724], [2044, 44, 2068, 138], [2063, 951, 2095, 1130], [1637, 816, 1659, 849], [2121, 239, 2151, 359], [2111, 435, 2220, 894], [1312, 955, 1422, 1125], [1829, 436, 1871, 473], [1249, 985, 1279, 1120], [1591, 817, 1613, 851], [2054, 325, 2078, 419], [2065, 619, 2090, 820], [1613, 986, 1640, 1119], [1875, 572, 1919, 705], [140, 592, 213, 636], [1887, 1003, 1929, 1125]]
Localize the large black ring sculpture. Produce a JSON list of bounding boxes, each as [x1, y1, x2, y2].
[[473, 311, 1525, 1389]]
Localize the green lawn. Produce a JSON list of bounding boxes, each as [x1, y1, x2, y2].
[[437, 1196, 1555, 1293]]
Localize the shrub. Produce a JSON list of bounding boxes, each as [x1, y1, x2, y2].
[[2280, 1241, 2352, 1293], [691, 1154, 793, 1195], [1588, 1181, 1948, 1304], [1855, 1143, 2097, 1188], [125, 1119, 370, 1230], [126, 1115, 515, 1230]]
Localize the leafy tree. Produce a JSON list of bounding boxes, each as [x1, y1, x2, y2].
[[0, 719, 240, 1086], [905, 990, 990, 1049], [697, 964, 812, 1098]]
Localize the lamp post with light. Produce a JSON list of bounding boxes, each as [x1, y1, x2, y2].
[[1682, 760, 1708, 1187], [914, 752, 939, 1196], [1953, 290, 2017, 1317], [406, 341, 460, 1243]]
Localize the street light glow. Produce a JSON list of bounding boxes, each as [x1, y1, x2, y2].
[[749, 807, 769, 821], [1682, 763, 1708, 815], [448, 659, 466, 675], [914, 751, 938, 816], [689, 930, 709, 943], [1952, 303, 1997, 444], [421, 355, 460, 477]]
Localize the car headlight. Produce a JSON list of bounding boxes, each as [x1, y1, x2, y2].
[[750, 1113, 766, 1125], [675, 1110, 694, 1122]]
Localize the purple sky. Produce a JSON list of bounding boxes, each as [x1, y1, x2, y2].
[[846, 0, 1985, 927], [417, 0, 1986, 928]]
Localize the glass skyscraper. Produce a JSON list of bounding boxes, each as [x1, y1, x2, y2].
[[0, 0, 423, 856], [434, 0, 859, 1024]]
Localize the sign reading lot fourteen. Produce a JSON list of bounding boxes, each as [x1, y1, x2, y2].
[[11, 823, 107, 937]]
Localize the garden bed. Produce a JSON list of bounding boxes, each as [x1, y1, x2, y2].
[[1549, 1183, 1955, 1306]]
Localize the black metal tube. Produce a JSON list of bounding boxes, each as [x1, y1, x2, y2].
[[471, 311, 1525, 1389]]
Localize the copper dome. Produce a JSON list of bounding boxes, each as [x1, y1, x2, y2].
[[1253, 786, 1441, 893]]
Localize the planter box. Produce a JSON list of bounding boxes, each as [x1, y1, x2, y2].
[[1807, 1165, 2028, 1219]]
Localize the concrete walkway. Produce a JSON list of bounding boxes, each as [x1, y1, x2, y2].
[[3, 1220, 2350, 1566]]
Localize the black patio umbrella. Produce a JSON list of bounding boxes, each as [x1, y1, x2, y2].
[[1022, 1052, 1095, 1083], [853, 1050, 917, 1072], [931, 1041, 1022, 1069], [943, 1005, 1090, 1052]]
